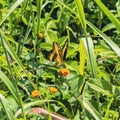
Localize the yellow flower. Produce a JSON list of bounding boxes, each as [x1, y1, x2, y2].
[[38, 33, 44, 39], [49, 87, 58, 93], [59, 68, 69, 76], [31, 90, 40, 97]]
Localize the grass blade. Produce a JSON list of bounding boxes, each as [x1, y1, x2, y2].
[[37, 0, 43, 34], [94, 0, 120, 31], [0, 0, 24, 26], [75, 0, 86, 28], [104, 97, 114, 119], [87, 21, 120, 56], [0, 94, 15, 120], [0, 31, 36, 89], [0, 71, 19, 104], [77, 96, 100, 120], [79, 39, 87, 75], [82, 36, 98, 78]]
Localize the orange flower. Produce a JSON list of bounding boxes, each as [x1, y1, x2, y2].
[[38, 33, 44, 39], [59, 68, 69, 76], [49, 87, 58, 93], [31, 90, 40, 97]]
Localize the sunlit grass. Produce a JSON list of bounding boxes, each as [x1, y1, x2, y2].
[[0, 0, 120, 119]]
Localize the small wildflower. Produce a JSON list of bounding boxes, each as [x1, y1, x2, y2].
[[59, 68, 69, 76], [38, 33, 44, 39], [49, 87, 58, 93], [31, 90, 40, 97]]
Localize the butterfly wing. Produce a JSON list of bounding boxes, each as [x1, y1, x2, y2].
[[49, 40, 68, 66], [61, 40, 68, 60], [54, 42, 64, 64], [49, 43, 56, 61], [49, 42, 62, 62]]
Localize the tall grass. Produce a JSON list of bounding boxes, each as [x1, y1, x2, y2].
[[0, 0, 120, 119]]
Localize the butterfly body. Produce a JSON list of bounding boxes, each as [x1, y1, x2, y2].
[[49, 40, 68, 66]]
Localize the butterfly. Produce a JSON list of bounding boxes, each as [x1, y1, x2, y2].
[[49, 40, 68, 66]]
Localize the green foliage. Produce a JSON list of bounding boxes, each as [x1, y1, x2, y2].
[[0, 0, 120, 119]]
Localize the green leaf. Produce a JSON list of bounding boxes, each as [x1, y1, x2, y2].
[[87, 21, 120, 56], [0, 94, 15, 120], [79, 39, 87, 75], [94, 0, 120, 31], [0, 0, 24, 26], [82, 37, 98, 78], [0, 0, 7, 7], [0, 31, 36, 89], [0, 71, 19, 104], [69, 74, 83, 94], [77, 96, 100, 120], [67, 43, 79, 58], [40, 43, 52, 50], [36, 0, 43, 34], [104, 97, 114, 119], [87, 79, 113, 96], [75, 0, 86, 28], [45, 30, 58, 44]]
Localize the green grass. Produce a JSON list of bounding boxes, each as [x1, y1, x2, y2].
[[0, 0, 120, 119]]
